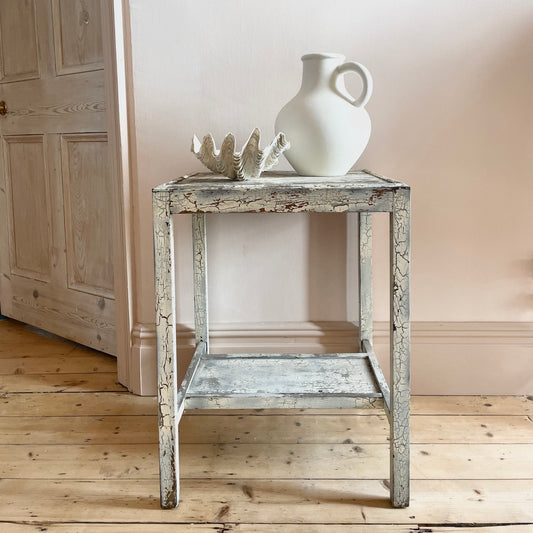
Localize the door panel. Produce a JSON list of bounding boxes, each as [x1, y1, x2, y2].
[[0, 74, 106, 135], [0, 0, 40, 82], [52, 0, 103, 75], [62, 133, 113, 297], [0, 0, 115, 354], [4, 135, 51, 280], [9, 276, 115, 353]]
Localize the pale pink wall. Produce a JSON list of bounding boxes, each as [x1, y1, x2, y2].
[[126, 0, 533, 330]]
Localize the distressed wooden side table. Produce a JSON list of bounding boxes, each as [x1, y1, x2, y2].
[[152, 170, 411, 510]]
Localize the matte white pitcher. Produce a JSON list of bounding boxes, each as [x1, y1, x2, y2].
[[275, 53, 373, 176]]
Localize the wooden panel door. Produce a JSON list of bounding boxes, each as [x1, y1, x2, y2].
[[0, 0, 115, 354]]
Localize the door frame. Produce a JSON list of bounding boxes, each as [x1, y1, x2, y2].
[[101, 0, 136, 391]]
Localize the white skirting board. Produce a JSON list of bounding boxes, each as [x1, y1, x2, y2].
[[128, 321, 533, 396]]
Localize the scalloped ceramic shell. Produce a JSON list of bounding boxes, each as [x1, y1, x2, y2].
[[191, 128, 289, 180]]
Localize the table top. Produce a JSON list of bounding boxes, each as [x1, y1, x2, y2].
[[154, 170, 408, 193], [153, 170, 409, 214]]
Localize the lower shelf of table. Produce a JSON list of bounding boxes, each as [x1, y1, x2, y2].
[[184, 352, 384, 410]]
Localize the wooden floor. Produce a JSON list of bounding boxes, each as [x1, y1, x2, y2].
[[1, 318, 532, 532]]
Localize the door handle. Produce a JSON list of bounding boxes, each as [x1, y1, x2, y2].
[[0, 101, 7, 116]]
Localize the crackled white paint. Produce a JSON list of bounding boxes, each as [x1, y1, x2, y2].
[[152, 170, 411, 509], [390, 187, 411, 508], [186, 353, 382, 408], [192, 214, 208, 348], [363, 339, 390, 415], [152, 191, 179, 509], [358, 212, 373, 344], [175, 340, 206, 420], [159, 171, 400, 215]]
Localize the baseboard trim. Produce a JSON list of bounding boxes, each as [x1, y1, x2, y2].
[[128, 321, 533, 396], [373, 321, 533, 345], [129, 323, 157, 395]]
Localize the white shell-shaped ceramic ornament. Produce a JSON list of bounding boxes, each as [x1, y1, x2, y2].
[[191, 128, 290, 180]]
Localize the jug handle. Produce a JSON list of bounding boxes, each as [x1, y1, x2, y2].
[[334, 62, 373, 108]]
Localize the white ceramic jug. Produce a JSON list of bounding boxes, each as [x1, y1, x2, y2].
[[275, 53, 373, 176]]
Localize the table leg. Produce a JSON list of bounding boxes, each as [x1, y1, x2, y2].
[[153, 191, 179, 509], [192, 214, 209, 350], [389, 188, 411, 508], [358, 213, 373, 350]]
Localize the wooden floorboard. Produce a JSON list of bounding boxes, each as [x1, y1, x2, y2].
[[2, 527, 533, 533], [1, 391, 530, 417], [1, 479, 532, 524], [0, 318, 531, 530], [2, 413, 531, 444], [0, 391, 156, 416], [2, 526, 533, 533], [0, 353, 117, 374], [1, 373, 127, 393], [2, 442, 532, 480]]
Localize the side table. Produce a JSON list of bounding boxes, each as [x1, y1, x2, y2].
[[152, 170, 411, 509]]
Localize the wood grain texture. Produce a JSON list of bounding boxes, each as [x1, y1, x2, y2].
[[1, 479, 531, 525], [0, 73, 106, 134], [52, 0, 104, 75], [61, 133, 113, 297], [0, 391, 156, 417], [0, 321, 531, 529], [218, 526, 533, 533], [0, 342, 77, 357], [2, 414, 532, 445], [1, 442, 531, 480], [411, 395, 533, 416], [0, 372, 125, 393], [0, 319, 78, 350], [0, 0, 40, 82], [10, 525, 532, 533], [0, 390, 528, 418], [4, 135, 51, 280], [7, 277, 115, 353], [0, 352, 116, 375], [1, 525, 225, 533], [0, 0, 114, 355]]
